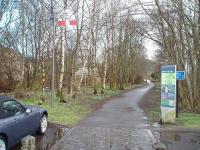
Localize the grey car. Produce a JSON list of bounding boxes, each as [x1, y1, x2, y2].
[[0, 96, 48, 150]]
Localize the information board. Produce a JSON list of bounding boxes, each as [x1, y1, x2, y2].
[[161, 65, 176, 123]]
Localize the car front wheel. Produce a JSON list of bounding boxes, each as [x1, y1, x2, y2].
[[38, 115, 48, 134], [0, 136, 7, 150]]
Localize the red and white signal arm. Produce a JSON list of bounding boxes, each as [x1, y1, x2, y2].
[[57, 20, 78, 27]]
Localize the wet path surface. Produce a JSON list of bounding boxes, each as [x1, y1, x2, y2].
[[158, 130, 200, 150], [11, 123, 68, 150], [51, 84, 154, 150]]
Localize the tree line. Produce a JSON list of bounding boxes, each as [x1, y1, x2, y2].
[[140, 0, 200, 112], [0, 0, 151, 101]]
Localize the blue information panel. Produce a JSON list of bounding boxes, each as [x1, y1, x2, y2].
[[176, 71, 185, 80], [161, 65, 176, 123]]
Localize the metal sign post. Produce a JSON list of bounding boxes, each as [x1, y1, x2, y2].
[[49, 9, 78, 107], [176, 80, 179, 118], [176, 71, 186, 118], [51, 0, 55, 107]]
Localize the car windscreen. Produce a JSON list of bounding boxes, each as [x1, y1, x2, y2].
[[3, 100, 26, 117]]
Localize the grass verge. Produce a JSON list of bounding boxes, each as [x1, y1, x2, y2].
[[22, 98, 90, 125], [139, 84, 200, 128], [20, 85, 139, 126]]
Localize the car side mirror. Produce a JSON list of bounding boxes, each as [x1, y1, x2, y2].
[[26, 108, 32, 114]]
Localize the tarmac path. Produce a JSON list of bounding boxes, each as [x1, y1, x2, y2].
[[51, 83, 155, 150]]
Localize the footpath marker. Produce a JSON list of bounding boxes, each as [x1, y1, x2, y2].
[[161, 65, 176, 124], [176, 71, 185, 80]]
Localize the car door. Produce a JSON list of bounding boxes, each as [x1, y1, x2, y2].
[[3, 100, 36, 140]]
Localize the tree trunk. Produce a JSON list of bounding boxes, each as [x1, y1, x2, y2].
[[57, 28, 65, 102]]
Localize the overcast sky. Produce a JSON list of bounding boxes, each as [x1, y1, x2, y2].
[[134, 0, 158, 60]]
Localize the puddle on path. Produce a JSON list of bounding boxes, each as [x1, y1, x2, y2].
[[11, 123, 69, 150], [159, 131, 200, 150]]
